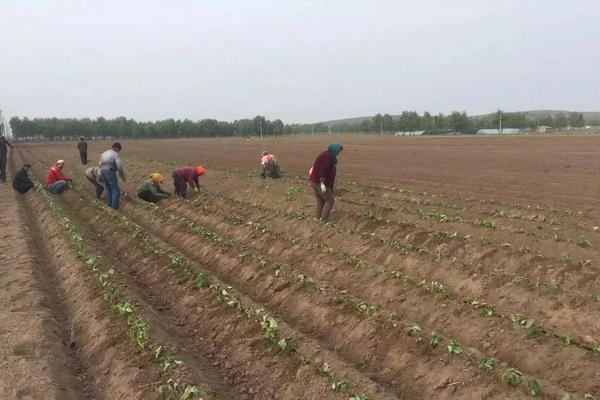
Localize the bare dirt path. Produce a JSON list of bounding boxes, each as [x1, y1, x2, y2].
[[0, 178, 93, 399]]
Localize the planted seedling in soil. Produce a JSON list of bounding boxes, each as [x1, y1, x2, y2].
[[478, 359, 495, 370], [502, 368, 522, 386], [318, 362, 331, 376], [430, 332, 444, 348], [331, 378, 350, 393], [407, 324, 422, 336], [447, 340, 463, 354]]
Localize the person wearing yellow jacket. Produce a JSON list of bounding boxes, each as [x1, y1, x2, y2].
[[137, 173, 171, 204]]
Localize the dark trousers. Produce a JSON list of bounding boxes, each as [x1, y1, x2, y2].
[[13, 182, 34, 194], [87, 176, 104, 199], [79, 151, 88, 165], [172, 172, 187, 198], [138, 191, 160, 204], [0, 154, 6, 182], [311, 182, 335, 221]]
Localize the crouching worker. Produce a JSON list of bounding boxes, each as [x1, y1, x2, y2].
[[12, 164, 34, 194], [85, 166, 104, 199], [172, 166, 205, 199], [45, 160, 72, 195], [260, 151, 281, 179], [137, 173, 171, 204]]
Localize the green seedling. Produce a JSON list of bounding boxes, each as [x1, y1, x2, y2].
[[407, 324, 422, 336], [390, 314, 404, 328], [195, 272, 210, 288], [558, 335, 571, 345], [473, 218, 496, 229], [562, 394, 575, 400], [318, 361, 331, 376], [578, 259, 592, 268], [277, 337, 293, 353], [357, 302, 380, 315], [502, 368, 522, 386], [128, 317, 150, 349], [500, 242, 511, 249], [260, 316, 279, 343], [157, 379, 177, 395], [115, 301, 135, 316], [162, 355, 183, 371], [525, 378, 541, 396], [180, 385, 200, 399], [577, 239, 592, 248], [350, 395, 369, 400], [478, 358, 495, 370], [471, 300, 494, 317], [447, 340, 462, 354], [331, 378, 350, 393], [519, 245, 530, 254], [430, 332, 443, 348], [560, 253, 570, 263]]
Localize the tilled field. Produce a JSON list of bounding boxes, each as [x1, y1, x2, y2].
[[3, 135, 600, 400]]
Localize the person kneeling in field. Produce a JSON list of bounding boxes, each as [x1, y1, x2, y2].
[[85, 166, 104, 199], [45, 159, 72, 195], [12, 163, 34, 194], [172, 165, 205, 199], [260, 151, 281, 179], [137, 173, 171, 204], [309, 143, 343, 221]]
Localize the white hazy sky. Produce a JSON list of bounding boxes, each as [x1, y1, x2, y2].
[[1, 0, 599, 123]]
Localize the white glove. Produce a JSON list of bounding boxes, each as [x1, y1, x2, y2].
[[320, 182, 327, 193]]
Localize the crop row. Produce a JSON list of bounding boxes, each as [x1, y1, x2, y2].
[[65, 182, 382, 400], [134, 194, 597, 398], [35, 184, 203, 400], [188, 193, 600, 357]]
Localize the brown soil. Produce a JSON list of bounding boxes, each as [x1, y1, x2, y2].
[[4, 134, 600, 399]]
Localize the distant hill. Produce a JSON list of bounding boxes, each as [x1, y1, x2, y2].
[[320, 110, 600, 126]]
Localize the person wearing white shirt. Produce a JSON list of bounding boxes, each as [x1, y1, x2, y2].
[[99, 142, 125, 209]]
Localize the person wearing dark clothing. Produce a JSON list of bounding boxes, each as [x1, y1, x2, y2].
[[0, 135, 13, 183], [12, 164, 34, 194], [77, 137, 88, 165], [137, 173, 171, 204], [309, 143, 343, 221], [172, 166, 205, 199], [260, 151, 281, 179]]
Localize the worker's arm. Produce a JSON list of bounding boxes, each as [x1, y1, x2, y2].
[[193, 175, 200, 191], [115, 155, 126, 181]]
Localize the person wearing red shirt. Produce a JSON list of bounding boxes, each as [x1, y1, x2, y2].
[[309, 143, 343, 221], [45, 160, 72, 195], [172, 165, 205, 199]]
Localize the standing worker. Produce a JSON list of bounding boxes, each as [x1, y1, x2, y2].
[[260, 151, 281, 179], [45, 160, 72, 195], [99, 142, 125, 209], [172, 165, 205, 199], [12, 163, 34, 194], [309, 143, 343, 221], [0, 135, 13, 183], [77, 137, 88, 165], [137, 173, 171, 204], [85, 166, 104, 199]]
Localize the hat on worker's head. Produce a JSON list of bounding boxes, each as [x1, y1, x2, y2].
[[56, 159, 65, 165], [149, 173, 164, 184], [195, 166, 206, 176]]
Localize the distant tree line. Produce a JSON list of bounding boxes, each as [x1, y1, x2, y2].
[[334, 110, 587, 133], [9, 110, 589, 140]]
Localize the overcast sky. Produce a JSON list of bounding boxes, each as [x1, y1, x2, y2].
[[1, 0, 599, 123]]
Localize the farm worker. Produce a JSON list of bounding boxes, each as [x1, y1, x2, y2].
[[260, 151, 281, 179], [99, 142, 126, 209], [309, 143, 343, 221], [44, 159, 72, 195], [0, 135, 13, 183], [12, 163, 34, 194], [172, 165, 205, 199], [77, 136, 88, 165], [137, 173, 171, 204], [85, 166, 104, 199]]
